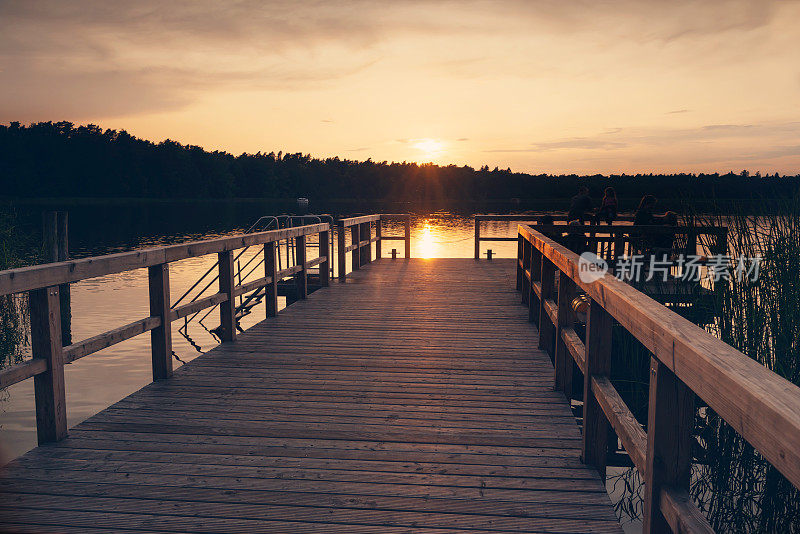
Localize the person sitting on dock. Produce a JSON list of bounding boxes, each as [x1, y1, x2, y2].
[[633, 194, 657, 225], [651, 211, 680, 259], [567, 186, 593, 224], [593, 187, 618, 225]]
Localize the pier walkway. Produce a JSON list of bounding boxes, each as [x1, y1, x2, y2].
[[0, 259, 621, 533]]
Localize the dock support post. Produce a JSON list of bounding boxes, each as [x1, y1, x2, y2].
[[337, 222, 347, 281], [148, 263, 173, 380], [319, 230, 330, 287], [218, 250, 237, 342], [554, 271, 575, 398], [582, 299, 613, 478], [404, 216, 411, 259], [264, 241, 278, 316], [30, 286, 67, 444], [375, 219, 382, 259], [474, 218, 480, 259], [296, 235, 308, 299], [351, 224, 360, 271], [643, 358, 695, 534]]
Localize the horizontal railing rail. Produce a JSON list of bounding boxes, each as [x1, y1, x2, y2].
[[337, 214, 411, 281], [0, 223, 331, 446], [517, 223, 800, 534], [474, 214, 637, 259]]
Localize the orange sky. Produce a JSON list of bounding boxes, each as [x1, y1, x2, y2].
[[2, 0, 799, 174]]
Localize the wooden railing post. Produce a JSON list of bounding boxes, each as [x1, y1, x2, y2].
[[337, 222, 346, 281], [375, 219, 382, 259], [363, 222, 372, 264], [643, 358, 696, 534], [582, 298, 613, 478], [218, 249, 236, 342], [516, 234, 524, 291], [404, 216, 411, 259], [43, 211, 72, 345], [474, 218, 480, 260], [295, 234, 308, 299], [554, 271, 576, 397], [351, 224, 360, 271], [529, 246, 542, 324], [29, 286, 67, 444], [148, 263, 173, 380], [320, 230, 330, 287], [519, 237, 529, 302], [264, 241, 278, 316], [537, 257, 555, 353]]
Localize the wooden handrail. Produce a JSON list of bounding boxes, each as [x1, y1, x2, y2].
[[0, 223, 331, 446], [476, 213, 727, 259], [0, 224, 328, 297], [338, 214, 381, 227], [336, 214, 411, 281], [517, 223, 800, 533], [476, 213, 638, 222]]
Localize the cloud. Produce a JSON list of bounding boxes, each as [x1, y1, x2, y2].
[[1, 0, 798, 174], [484, 122, 800, 165]]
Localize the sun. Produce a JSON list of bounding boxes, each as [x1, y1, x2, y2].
[[411, 138, 446, 161]]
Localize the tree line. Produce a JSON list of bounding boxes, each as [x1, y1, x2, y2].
[[2, 121, 798, 202]]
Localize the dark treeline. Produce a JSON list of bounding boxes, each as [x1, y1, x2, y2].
[[2, 121, 799, 202]]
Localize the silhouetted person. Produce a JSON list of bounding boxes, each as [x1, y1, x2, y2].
[[633, 195, 657, 225], [567, 186, 592, 224], [593, 187, 618, 225], [652, 210, 680, 255]]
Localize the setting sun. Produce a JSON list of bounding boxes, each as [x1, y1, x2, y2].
[[411, 138, 446, 162]]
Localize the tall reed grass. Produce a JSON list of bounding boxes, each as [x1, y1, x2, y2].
[[0, 208, 31, 373], [609, 198, 800, 532]]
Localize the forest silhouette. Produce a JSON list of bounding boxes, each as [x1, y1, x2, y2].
[[2, 121, 798, 202]]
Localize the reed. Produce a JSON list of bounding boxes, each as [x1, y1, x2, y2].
[[691, 198, 800, 532], [608, 198, 800, 532], [0, 207, 31, 373]]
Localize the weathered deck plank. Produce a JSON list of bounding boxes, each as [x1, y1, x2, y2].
[[0, 258, 621, 533]]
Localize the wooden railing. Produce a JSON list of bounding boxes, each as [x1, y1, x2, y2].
[[0, 223, 330, 445], [337, 214, 411, 281], [532, 224, 728, 274], [517, 224, 800, 534], [474, 214, 637, 259]]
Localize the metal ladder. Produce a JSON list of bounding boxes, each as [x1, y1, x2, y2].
[[172, 214, 335, 353]]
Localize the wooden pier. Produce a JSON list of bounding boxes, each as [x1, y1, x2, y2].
[[1, 215, 799, 533], [0, 257, 621, 533]]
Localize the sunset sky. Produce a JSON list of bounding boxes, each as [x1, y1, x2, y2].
[[2, 0, 799, 174]]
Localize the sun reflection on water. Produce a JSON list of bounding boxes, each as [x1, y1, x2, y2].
[[418, 222, 436, 259]]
